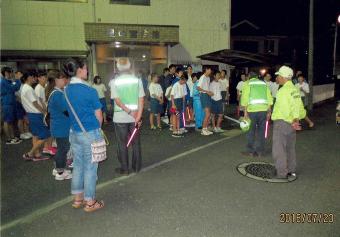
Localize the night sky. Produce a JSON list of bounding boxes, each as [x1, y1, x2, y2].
[[231, 0, 340, 82]]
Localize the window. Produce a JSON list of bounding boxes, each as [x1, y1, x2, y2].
[[110, 0, 150, 6]]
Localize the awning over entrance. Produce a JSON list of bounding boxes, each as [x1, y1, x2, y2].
[[1, 50, 88, 60], [197, 49, 281, 67]]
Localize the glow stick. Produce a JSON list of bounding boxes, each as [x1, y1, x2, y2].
[[265, 120, 269, 139], [126, 128, 138, 147], [182, 111, 186, 127]]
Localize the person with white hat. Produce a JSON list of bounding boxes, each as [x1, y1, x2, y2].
[[110, 58, 145, 175], [271, 66, 306, 179]]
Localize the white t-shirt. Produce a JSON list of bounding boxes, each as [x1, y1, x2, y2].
[[236, 81, 245, 93], [92, 83, 107, 98], [266, 81, 279, 98], [186, 74, 194, 97], [21, 83, 41, 113], [171, 81, 187, 99], [35, 83, 46, 105], [209, 80, 222, 101], [219, 77, 229, 92], [148, 82, 163, 98], [295, 82, 309, 97], [197, 74, 211, 91], [111, 75, 145, 123]]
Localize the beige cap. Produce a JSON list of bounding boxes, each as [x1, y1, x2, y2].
[[275, 66, 294, 79]]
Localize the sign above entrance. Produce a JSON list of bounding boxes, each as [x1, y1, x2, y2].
[[84, 23, 179, 45]]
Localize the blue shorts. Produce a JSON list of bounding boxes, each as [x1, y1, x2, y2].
[[99, 98, 107, 113], [2, 105, 16, 123], [211, 99, 223, 114], [150, 98, 162, 114], [174, 98, 184, 112], [186, 97, 193, 108], [15, 101, 26, 120], [200, 93, 211, 109], [27, 113, 51, 140]]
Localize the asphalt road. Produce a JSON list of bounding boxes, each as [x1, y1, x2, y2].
[[1, 102, 339, 237]]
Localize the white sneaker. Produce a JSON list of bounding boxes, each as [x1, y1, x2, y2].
[[20, 133, 31, 140], [24, 132, 33, 138], [213, 127, 219, 133], [201, 129, 213, 136], [52, 169, 71, 176], [55, 170, 72, 181], [216, 127, 225, 133], [180, 128, 188, 133]]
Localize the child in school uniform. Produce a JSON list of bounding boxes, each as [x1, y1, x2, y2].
[[192, 73, 205, 130], [148, 73, 163, 129], [210, 71, 224, 133], [170, 76, 187, 138]]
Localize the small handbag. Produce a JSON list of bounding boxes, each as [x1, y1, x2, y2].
[[64, 88, 107, 163]]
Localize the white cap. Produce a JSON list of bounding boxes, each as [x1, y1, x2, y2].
[[116, 57, 131, 72], [275, 66, 293, 79]]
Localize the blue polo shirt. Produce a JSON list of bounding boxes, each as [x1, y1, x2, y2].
[[65, 78, 102, 133], [48, 89, 70, 138], [0, 76, 21, 106]]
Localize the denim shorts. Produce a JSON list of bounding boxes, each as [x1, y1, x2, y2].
[[200, 93, 211, 109], [211, 99, 223, 114], [27, 113, 51, 140]]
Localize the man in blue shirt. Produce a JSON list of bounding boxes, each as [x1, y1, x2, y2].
[[1, 67, 22, 144]]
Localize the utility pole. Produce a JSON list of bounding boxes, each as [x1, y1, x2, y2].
[[333, 15, 340, 77], [307, 0, 314, 111]]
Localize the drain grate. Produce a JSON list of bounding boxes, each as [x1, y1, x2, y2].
[[237, 162, 297, 183]]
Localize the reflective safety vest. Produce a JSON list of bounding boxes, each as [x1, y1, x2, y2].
[[248, 79, 268, 105], [113, 74, 139, 112]]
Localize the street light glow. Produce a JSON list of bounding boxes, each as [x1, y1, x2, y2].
[[338, 15, 340, 24]]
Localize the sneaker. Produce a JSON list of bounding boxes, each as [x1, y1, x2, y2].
[[213, 127, 219, 133], [172, 132, 184, 138], [53, 169, 71, 176], [169, 126, 173, 131], [180, 128, 188, 133], [55, 171, 72, 181], [20, 133, 31, 140], [67, 161, 74, 169], [6, 139, 20, 145], [13, 137, 23, 143], [201, 129, 213, 136], [32, 156, 50, 162], [150, 126, 156, 130], [24, 132, 33, 139], [288, 172, 297, 177], [216, 127, 225, 133]]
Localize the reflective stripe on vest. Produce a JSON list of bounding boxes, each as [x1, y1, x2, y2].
[[114, 75, 139, 112], [248, 79, 268, 105]]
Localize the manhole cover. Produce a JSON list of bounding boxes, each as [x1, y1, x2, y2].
[[237, 162, 297, 183]]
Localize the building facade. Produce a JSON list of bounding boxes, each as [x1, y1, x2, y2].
[[1, 0, 231, 80]]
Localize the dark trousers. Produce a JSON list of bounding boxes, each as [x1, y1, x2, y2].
[[55, 137, 70, 171], [246, 111, 267, 154], [114, 123, 142, 172], [272, 120, 296, 177]]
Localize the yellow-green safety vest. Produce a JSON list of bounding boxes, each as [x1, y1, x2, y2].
[[114, 74, 139, 112]]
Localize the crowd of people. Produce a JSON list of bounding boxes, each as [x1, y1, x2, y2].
[[1, 58, 313, 211]]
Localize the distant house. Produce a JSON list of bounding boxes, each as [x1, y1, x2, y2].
[[231, 19, 286, 56]]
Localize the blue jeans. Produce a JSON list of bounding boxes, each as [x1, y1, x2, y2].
[[69, 128, 101, 201], [246, 111, 267, 154]]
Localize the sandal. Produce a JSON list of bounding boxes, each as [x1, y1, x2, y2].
[[83, 200, 104, 212], [23, 153, 34, 161], [72, 199, 85, 209]]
